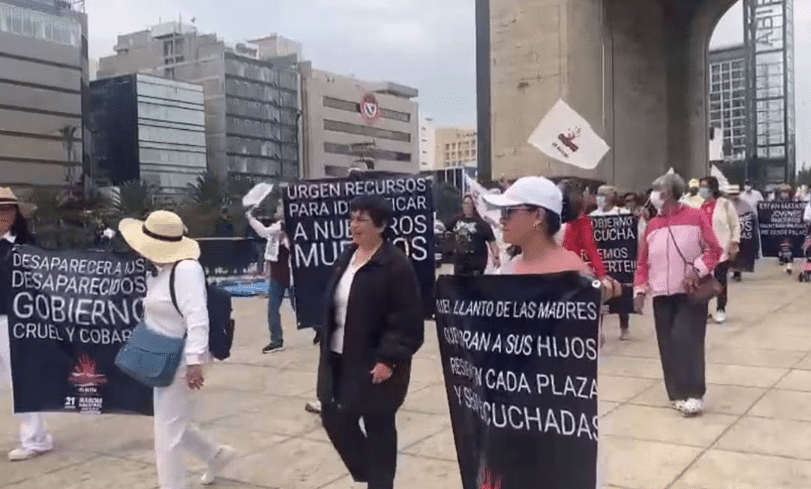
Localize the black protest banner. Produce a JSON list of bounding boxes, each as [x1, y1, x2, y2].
[[8, 245, 152, 415], [736, 212, 759, 272], [757, 202, 806, 258], [435, 273, 601, 489], [197, 238, 263, 279], [591, 215, 638, 314], [283, 174, 435, 328]]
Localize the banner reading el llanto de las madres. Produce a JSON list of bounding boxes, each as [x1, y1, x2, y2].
[[7, 245, 153, 415], [435, 273, 601, 489]]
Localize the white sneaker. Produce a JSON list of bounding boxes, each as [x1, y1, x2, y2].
[[683, 398, 704, 417], [201, 445, 238, 485], [715, 310, 726, 324], [671, 400, 687, 414], [305, 401, 322, 414], [8, 447, 51, 462]]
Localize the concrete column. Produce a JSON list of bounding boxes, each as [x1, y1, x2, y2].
[[490, 0, 605, 181], [488, 0, 739, 191]]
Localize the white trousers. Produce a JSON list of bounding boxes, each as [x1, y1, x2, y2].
[[0, 316, 53, 452], [153, 364, 219, 489]]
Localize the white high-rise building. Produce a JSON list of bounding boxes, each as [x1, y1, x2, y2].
[[419, 114, 436, 170]]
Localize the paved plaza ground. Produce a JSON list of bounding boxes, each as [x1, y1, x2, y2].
[[3, 264, 811, 488]]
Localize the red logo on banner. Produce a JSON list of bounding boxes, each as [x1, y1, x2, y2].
[[68, 354, 108, 387], [360, 93, 381, 124], [479, 467, 502, 489]]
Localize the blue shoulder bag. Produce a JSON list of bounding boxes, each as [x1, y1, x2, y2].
[[115, 322, 185, 388]]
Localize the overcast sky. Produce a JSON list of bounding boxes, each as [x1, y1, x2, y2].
[[86, 0, 808, 165], [86, 0, 476, 127]]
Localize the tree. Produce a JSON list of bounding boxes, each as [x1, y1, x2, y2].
[[178, 171, 229, 237], [112, 180, 158, 221]]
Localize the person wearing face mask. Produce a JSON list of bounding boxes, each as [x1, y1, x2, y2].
[[634, 173, 722, 417], [775, 184, 794, 202], [0, 188, 55, 461], [796, 184, 810, 202], [699, 177, 740, 324], [680, 179, 705, 208], [590, 185, 626, 217], [740, 181, 764, 209], [590, 185, 632, 339]]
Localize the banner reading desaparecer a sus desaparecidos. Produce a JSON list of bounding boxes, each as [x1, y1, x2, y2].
[[7, 246, 153, 416], [435, 273, 600, 489]]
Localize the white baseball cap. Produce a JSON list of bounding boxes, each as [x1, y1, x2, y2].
[[482, 176, 563, 216]]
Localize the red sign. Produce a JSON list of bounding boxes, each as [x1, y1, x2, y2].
[[360, 93, 381, 124]]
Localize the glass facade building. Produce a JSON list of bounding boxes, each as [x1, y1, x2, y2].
[[744, 0, 795, 184], [0, 0, 87, 188], [708, 45, 747, 159]]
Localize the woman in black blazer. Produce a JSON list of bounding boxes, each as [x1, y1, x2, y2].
[[317, 195, 424, 489]]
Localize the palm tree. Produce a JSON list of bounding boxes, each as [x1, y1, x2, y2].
[[112, 180, 158, 221], [178, 171, 229, 237]]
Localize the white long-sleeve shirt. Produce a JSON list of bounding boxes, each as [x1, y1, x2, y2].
[[144, 260, 209, 365], [247, 215, 286, 262]]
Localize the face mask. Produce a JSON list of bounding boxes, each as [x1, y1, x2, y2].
[[744, 185, 752, 192], [699, 187, 711, 199], [595, 196, 606, 209], [650, 191, 665, 210]]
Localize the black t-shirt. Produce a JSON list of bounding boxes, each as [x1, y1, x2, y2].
[[447, 217, 495, 269]]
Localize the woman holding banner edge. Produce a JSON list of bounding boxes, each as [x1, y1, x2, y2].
[[483, 176, 620, 489], [0, 188, 55, 462]]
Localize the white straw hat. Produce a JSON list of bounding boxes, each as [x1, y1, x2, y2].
[[0, 187, 37, 218], [119, 210, 200, 263]]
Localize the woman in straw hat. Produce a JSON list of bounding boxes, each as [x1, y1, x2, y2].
[[0, 188, 56, 462], [119, 210, 236, 489]]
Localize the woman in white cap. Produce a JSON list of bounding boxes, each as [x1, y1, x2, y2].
[[483, 176, 620, 296], [484, 177, 617, 489], [0, 188, 55, 462], [119, 210, 236, 489]]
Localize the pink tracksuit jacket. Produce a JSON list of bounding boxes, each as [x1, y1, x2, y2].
[[634, 204, 723, 297]]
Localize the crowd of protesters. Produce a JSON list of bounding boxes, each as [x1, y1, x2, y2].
[[1, 170, 809, 489]]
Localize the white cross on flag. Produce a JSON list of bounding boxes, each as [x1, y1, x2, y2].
[[528, 99, 610, 170]]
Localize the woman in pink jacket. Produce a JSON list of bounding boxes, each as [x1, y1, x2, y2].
[[634, 173, 722, 417]]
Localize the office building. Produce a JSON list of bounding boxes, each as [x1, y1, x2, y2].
[[419, 114, 436, 170], [744, 0, 795, 184], [98, 23, 300, 182], [708, 44, 747, 160], [435, 126, 477, 169], [89, 74, 206, 202], [299, 63, 419, 178], [0, 0, 88, 188]]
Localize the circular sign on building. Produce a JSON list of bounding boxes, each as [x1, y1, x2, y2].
[[360, 93, 381, 124]]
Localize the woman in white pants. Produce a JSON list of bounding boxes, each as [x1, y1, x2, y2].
[[0, 187, 54, 462], [119, 211, 236, 488]]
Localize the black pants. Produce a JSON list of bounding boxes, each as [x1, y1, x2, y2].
[[713, 260, 729, 311], [619, 313, 629, 331], [453, 261, 485, 276], [652, 295, 708, 401], [322, 354, 398, 489]]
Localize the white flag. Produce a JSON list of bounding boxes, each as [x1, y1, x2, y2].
[[527, 99, 609, 170], [242, 182, 274, 208]]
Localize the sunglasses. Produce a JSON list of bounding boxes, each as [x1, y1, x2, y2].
[[500, 206, 536, 220]]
